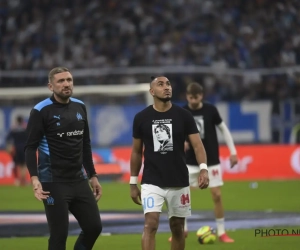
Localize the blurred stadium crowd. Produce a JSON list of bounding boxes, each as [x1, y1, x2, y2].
[[0, 0, 300, 102]]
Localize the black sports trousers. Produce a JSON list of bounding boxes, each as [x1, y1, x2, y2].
[[42, 180, 102, 250]]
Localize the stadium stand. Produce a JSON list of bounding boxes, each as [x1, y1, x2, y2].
[[0, 0, 300, 101]]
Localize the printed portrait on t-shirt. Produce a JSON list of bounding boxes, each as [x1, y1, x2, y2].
[[194, 116, 204, 139], [152, 123, 173, 152]]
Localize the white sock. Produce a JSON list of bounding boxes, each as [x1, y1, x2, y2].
[[216, 218, 225, 236], [184, 217, 188, 232]]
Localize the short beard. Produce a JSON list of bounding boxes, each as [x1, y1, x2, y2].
[[55, 90, 73, 100], [156, 96, 171, 103]]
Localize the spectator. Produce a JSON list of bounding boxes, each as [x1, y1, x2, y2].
[[1, 0, 300, 102]]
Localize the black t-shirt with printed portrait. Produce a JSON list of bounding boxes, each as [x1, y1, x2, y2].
[[183, 102, 222, 166], [132, 104, 199, 187]]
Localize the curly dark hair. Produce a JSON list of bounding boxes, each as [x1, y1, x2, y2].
[[154, 124, 171, 139]]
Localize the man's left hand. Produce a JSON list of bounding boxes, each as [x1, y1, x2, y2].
[[198, 169, 209, 189], [90, 177, 102, 202], [230, 155, 238, 168]]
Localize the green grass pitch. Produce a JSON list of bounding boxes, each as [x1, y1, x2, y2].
[[0, 180, 299, 211], [1, 229, 299, 250], [0, 180, 299, 249]]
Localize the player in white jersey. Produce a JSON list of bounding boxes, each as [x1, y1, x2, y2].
[[169, 82, 238, 243], [129, 76, 209, 250]]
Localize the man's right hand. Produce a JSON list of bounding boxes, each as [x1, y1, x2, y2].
[[31, 176, 50, 201], [130, 185, 142, 205]]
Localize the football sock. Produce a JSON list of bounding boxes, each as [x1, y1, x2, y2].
[[184, 217, 188, 231], [216, 218, 225, 236]]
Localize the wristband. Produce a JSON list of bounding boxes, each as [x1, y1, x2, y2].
[[129, 176, 138, 185], [199, 163, 208, 171]]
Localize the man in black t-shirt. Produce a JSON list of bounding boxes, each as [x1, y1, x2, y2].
[[179, 82, 238, 243], [130, 76, 209, 250]]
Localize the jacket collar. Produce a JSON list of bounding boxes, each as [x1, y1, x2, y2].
[[50, 94, 71, 105]]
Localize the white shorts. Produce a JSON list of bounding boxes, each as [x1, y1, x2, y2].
[[141, 184, 191, 218], [187, 164, 224, 188]]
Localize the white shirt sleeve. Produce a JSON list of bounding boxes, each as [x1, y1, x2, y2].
[[217, 121, 237, 155]]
